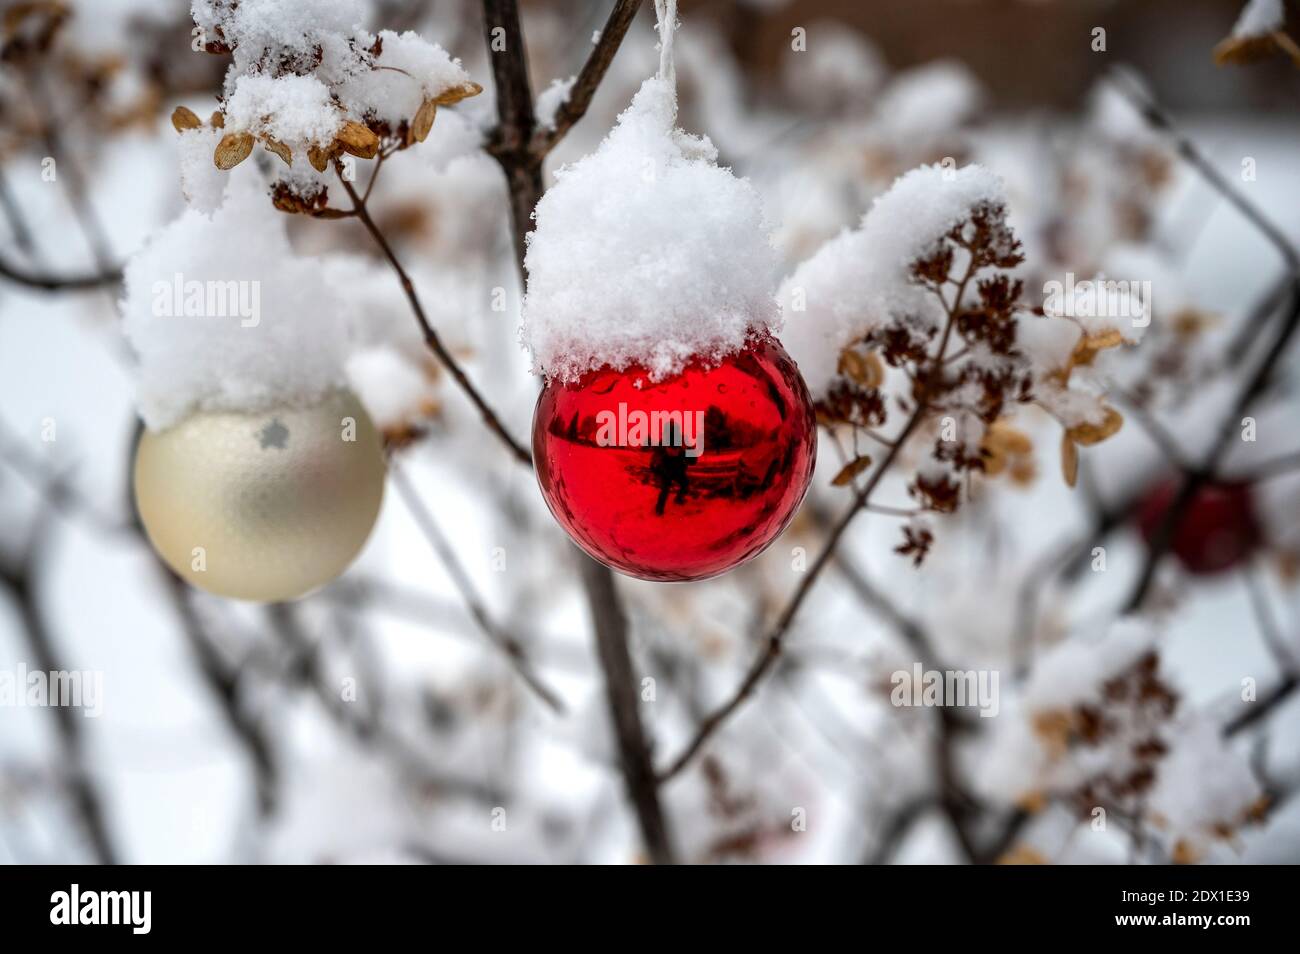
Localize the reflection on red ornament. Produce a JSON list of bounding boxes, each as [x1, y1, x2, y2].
[[1135, 478, 1261, 575], [533, 333, 817, 582]]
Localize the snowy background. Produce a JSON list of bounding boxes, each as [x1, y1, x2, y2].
[[1, 0, 1298, 864]]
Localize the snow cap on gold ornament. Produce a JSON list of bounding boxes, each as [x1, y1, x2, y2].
[[122, 172, 353, 431], [122, 171, 385, 601], [520, 0, 780, 384]]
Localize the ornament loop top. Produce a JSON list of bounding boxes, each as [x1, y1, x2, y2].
[[654, 0, 678, 92]]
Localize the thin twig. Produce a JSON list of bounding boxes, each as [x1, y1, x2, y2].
[[0, 165, 40, 258], [1225, 674, 1299, 736], [863, 503, 922, 519], [827, 528, 979, 859], [161, 570, 279, 818], [265, 603, 506, 803], [389, 461, 566, 712], [0, 76, 124, 293], [336, 167, 532, 465], [1227, 448, 1300, 482], [1243, 561, 1300, 676], [0, 419, 127, 536], [0, 254, 123, 292], [24, 69, 118, 275], [531, 0, 644, 153], [0, 519, 118, 865], [1111, 67, 1299, 274]]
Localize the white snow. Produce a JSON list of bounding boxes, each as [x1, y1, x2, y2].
[[193, 0, 371, 90], [175, 125, 227, 213], [779, 162, 1008, 396], [346, 346, 433, 430], [121, 171, 352, 430], [1016, 314, 1082, 373], [224, 73, 343, 147], [782, 22, 886, 109], [1148, 717, 1262, 845], [194, 2, 473, 159], [871, 60, 982, 148], [335, 29, 473, 127], [521, 77, 779, 383], [535, 76, 577, 130], [1022, 618, 1156, 713]]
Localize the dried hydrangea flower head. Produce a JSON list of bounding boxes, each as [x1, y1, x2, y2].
[[181, 0, 481, 214], [781, 163, 1141, 564], [979, 620, 1267, 863]]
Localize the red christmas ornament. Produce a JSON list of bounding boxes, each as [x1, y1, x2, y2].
[[1135, 478, 1261, 575], [533, 333, 817, 582]]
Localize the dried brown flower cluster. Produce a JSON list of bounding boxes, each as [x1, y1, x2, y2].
[[816, 199, 1129, 564], [1019, 648, 1270, 863], [1039, 328, 1126, 488], [170, 105, 354, 217], [182, 8, 481, 215], [1030, 650, 1176, 814], [207, 78, 480, 177]]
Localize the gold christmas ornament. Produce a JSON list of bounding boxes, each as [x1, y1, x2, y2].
[[134, 390, 385, 602]]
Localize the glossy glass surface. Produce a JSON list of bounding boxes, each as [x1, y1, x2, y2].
[[533, 333, 817, 582]]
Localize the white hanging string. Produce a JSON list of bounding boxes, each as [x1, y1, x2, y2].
[[654, 0, 678, 91]]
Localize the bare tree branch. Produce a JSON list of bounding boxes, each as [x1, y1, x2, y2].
[[482, 0, 545, 268], [0, 253, 122, 292], [578, 554, 677, 863], [476, 0, 676, 864], [1112, 388, 1194, 473], [862, 797, 934, 864], [266, 603, 506, 804], [1228, 447, 1300, 482], [1244, 561, 1300, 676], [23, 69, 118, 276], [1227, 675, 1299, 737]]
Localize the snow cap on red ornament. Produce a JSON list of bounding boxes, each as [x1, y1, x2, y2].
[[520, 0, 780, 384]]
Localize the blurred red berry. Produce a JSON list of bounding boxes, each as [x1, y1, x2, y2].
[[1135, 478, 1261, 575]]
